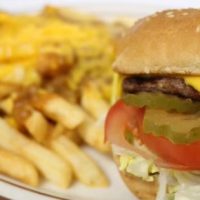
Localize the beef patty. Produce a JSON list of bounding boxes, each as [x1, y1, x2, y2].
[[123, 76, 200, 101]]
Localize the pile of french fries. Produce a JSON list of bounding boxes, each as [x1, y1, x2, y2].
[[0, 6, 129, 188]]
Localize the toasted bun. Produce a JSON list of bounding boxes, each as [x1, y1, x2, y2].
[[114, 155, 158, 200], [113, 9, 200, 75]]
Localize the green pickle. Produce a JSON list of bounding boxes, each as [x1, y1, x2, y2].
[[123, 92, 200, 113], [143, 108, 200, 144]]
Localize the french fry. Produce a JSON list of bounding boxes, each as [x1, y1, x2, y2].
[[50, 123, 65, 140], [13, 94, 49, 142], [0, 93, 16, 114], [32, 91, 85, 129], [0, 63, 41, 86], [5, 117, 18, 129], [22, 141, 73, 188], [0, 118, 26, 152], [0, 83, 19, 99], [49, 123, 82, 145], [0, 118, 73, 188], [37, 51, 74, 78], [0, 148, 39, 187], [24, 110, 49, 143], [81, 82, 109, 119], [50, 135, 109, 187], [97, 79, 112, 102], [78, 116, 111, 154], [64, 129, 82, 145], [41, 6, 100, 24]]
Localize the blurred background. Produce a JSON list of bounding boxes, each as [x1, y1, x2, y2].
[[1, 0, 200, 18]]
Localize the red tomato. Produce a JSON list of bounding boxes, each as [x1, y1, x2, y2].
[[139, 131, 200, 169], [105, 100, 152, 158], [105, 100, 200, 170]]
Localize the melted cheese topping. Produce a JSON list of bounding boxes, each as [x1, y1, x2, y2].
[[184, 77, 200, 92], [111, 73, 122, 104]]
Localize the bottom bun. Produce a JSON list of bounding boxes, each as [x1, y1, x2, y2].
[[114, 155, 158, 200]]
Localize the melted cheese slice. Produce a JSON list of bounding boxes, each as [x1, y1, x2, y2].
[[184, 77, 200, 92], [111, 73, 122, 104]]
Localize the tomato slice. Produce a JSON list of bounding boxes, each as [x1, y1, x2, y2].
[[105, 100, 152, 159], [139, 131, 200, 169], [105, 100, 200, 170]]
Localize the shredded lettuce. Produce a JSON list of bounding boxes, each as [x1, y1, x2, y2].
[[119, 155, 132, 171], [174, 185, 200, 200], [124, 130, 134, 144], [167, 194, 175, 200], [173, 171, 200, 185], [114, 143, 200, 200], [119, 154, 158, 181], [171, 171, 200, 200], [156, 169, 168, 200]]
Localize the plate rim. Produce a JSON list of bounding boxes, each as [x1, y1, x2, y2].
[[0, 176, 70, 200]]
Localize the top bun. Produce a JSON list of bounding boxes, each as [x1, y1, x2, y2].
[[113, 9, 200, 75]]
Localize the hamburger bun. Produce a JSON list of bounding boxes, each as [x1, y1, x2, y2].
[[113, 155, 158, 200], [120, 172, 157, 200], [113, 9, 200, 75], [110, 9, 200, 200]]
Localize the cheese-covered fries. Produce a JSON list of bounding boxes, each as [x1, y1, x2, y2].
[[0, 5, 129, 189]]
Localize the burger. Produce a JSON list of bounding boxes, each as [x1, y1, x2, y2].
[[105, 9, 200, 200]]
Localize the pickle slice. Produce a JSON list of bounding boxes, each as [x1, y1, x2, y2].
[[123, 92, 200, 113], [143, 108, 200, 144]]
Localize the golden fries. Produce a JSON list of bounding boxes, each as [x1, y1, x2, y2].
[[78, 116, 111, 153], [81, 81, 109, 119], [0, 118, 27, 151], [43, 95, 84, 129], [0, 148, 39, 187], [51, 135, 109, 187], [0, 83, 19, 99], [64, 129, 82, 145], [32, 91, 85, 129], [50, 123, 65, 140], [24, 110, 49, 143], [22, 141, 73, 188], [42, 6, 100, 24], [0, 118, 73, 188], [5, 117, 18, 129], [0, 93, 16, 114], [0, 62, 41, 86], [0, 6, 127, 189], [49, 123, 82, 144]]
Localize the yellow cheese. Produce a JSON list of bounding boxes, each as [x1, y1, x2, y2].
[[184, 77, 200, 92], [111, 73, 122, 104]]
